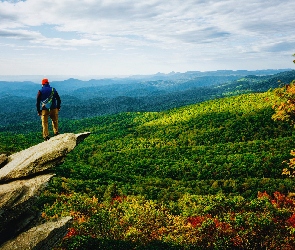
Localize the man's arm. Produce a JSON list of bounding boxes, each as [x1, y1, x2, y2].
[[36, 91, 42, 115], [55, 90, 61, 110]]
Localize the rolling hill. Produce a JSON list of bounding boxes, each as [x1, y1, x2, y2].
[[41, 91, 295, 200], [1, 71, 295, 249], [2, 90, 294, 198]]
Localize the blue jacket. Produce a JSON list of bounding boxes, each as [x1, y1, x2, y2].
[[36, 84, 61, 112]]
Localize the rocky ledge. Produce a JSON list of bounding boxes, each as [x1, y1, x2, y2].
[[0, 132, 90, 250]]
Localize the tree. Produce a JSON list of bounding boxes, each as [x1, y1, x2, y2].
[[271, 80, 295, 125], [272, 54, 295, 177], [272, 55, 295, 125]]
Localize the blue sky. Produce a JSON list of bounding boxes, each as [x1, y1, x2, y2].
[[0, 0, 294, 78]]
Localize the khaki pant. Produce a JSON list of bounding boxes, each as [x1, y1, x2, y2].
[[41, 108, 59, 139]]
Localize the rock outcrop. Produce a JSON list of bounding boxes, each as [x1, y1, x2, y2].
[[0, 132, 90, 250]]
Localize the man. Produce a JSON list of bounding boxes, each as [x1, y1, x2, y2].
[[36, 78, 61, 140]]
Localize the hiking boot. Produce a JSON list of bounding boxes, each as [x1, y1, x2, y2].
[[44, 136, 50, 141]]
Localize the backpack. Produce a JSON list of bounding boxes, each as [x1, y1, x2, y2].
[[41, 88, 54, 111]]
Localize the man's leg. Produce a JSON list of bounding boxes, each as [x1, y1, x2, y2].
[[41, 110, 50, 139], [50, 108, 59, 135]]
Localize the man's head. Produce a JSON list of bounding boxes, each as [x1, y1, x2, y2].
[[42, 78, 49, 85]]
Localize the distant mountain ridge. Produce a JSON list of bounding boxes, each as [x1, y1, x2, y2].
[[0, 69, 294, 128]]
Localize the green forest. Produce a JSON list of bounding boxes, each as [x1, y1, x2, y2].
[[1, 89, 295, 249]]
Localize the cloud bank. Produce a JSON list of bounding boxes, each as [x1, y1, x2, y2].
[[0, 0, 294, 76]]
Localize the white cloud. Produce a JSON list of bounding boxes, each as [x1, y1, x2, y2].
[[0, 29, 42, 40], [0, 0, 294, 75]]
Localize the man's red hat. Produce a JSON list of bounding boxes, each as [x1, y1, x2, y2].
[[42, 78, 49, 85]]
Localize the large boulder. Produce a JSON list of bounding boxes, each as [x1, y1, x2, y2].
[[0, 132, 90, 249], [0, 132, 90, 182], [0, 217, 73, 250], [0, 174, 54, 243]]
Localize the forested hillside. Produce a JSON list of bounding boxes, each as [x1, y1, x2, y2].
[[42, 91, 295, 199], [1, 89, 295, 249]]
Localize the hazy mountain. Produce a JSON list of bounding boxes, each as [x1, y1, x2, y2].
[[1, 69, 294, 127]]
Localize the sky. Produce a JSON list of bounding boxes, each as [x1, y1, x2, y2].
[[0, 0, 295, 79]]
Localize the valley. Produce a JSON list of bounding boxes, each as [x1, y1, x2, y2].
[[1, 70, 295, 249]]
